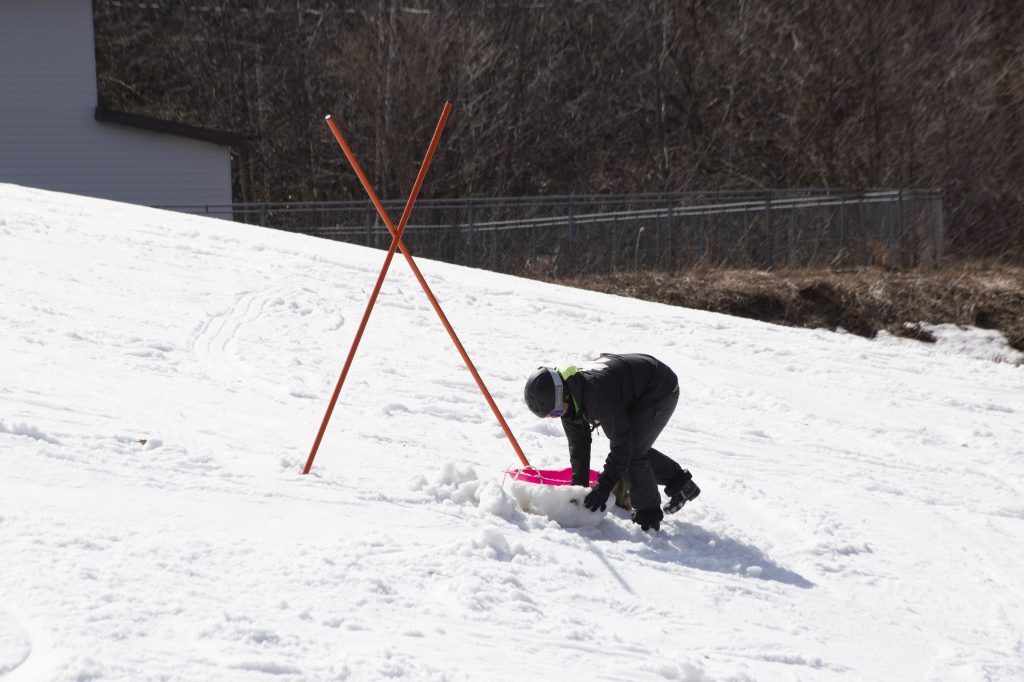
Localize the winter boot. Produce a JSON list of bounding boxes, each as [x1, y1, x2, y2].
[[611, 479, 632, 510], [663, 470, 700, 514]]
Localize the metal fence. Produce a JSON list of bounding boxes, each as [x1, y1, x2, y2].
[[158, 188, 944, 276]]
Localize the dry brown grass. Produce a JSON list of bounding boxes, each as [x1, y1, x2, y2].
[[555, 263, 1024, 352]]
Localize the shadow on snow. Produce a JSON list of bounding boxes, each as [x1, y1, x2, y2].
[[574, 515, 814, 589]]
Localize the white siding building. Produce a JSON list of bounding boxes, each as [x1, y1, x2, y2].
[[0, 0, 242, 206]]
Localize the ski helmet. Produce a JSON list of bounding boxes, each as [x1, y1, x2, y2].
[[524, 367, 565, 418]]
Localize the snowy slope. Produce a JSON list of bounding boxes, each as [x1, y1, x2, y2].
[[1, 183, 1022, 682]]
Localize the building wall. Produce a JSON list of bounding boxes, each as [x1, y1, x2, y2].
[[0, 0, 233, 206]]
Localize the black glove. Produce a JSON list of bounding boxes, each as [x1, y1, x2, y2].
[[583, 476, 614, 512], [632, 507, 664, 532]]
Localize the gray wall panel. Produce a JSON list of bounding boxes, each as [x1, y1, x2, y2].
[[0, 0, 233, 207]]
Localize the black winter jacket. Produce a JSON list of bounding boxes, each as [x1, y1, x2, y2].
[[559, 353, 678, 486]]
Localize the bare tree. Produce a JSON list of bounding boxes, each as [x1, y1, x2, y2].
[[92, 0, 1024, 260]]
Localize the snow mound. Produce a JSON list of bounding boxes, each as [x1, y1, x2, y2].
[[0, 419, 60, 445], [923, 323, 1024, 364], [411, 462, 523, 523], [456, 527, 528, 561], [877, 323, 1024, 364], [0, 610, 31, 676], [505, 480, 605, 528], [414, 461, 604, 527]]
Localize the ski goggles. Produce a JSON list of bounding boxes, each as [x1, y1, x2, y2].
[[545, 367, 565, 418]]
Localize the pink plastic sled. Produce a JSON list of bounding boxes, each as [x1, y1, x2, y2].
[[503, 466, 598, 487]]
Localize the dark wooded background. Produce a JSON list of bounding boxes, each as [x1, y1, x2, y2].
[[93, 1, 1023, 261]]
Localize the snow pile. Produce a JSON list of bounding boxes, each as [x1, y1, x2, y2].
[[411, 461, 523, 522], [921, 322, 1023, 364], [505, 479, 605, 528], [876, 322, 1024, 364], [0, 611, 31, 677], [0, 418, 61, 444], [1, 183, 1023, 681], [411, 460, 602, 528]]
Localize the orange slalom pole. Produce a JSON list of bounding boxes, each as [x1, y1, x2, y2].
[[303, 102, 452, 475], [326, 112, 533, 470]]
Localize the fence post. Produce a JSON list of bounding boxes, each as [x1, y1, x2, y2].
[[654, 196, 661, 271], [859, 191, 868, 266], [666, 198, 675, 271], [787, 207, 795, 267], [698, 209, 706, 264], [568, 195, 576, 276], [467, 198, 476, 267], [612, 211, 620, 272], [763, 197, 773, 269], [365, 203, 373, 247], [839, 194, 847, 265], [897, 189, 905, 267], [887, 194, 898, 267], [530, 220, 536, 275]]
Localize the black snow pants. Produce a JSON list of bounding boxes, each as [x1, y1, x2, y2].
[[623, 389, 685, 512]]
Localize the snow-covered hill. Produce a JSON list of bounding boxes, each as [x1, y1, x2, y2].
[[1, 183, 1022, 681]]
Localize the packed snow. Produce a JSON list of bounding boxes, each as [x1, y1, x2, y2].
[[1, 183, 1023, 681], [876, 323, 1024, 366]]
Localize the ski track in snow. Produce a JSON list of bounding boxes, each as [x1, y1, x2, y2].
[[1, 183, 1023, 681]]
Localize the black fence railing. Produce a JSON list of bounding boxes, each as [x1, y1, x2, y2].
[[157, 189, 944, 275]]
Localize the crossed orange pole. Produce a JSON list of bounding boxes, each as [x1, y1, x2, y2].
[[304, 102, 532, 474]]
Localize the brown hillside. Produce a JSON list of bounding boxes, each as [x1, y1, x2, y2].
[[557, 265, 1024, 354]]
